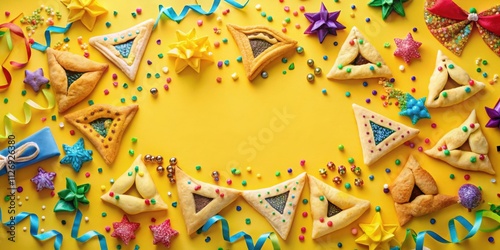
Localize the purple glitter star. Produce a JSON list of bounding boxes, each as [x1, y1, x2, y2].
[[24, 68, 49, 92], [30, 167, 56, 191], [304, 3, 346, 43], [485, 99, 500, 128]]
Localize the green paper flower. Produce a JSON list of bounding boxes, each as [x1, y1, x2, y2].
[[54, 177, 90, 212]]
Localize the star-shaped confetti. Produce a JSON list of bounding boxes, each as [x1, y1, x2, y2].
[[60, 0, 108, 31], [149, 219, 179, 248], [394, 33, 422, 64], [167, 29, 214, 73], [30, 167, 56, 191], [368, 0, 409, 20], [111, 215, 140, 245], [60, 138, 93, 172], [304, 3, 346, 43], [399, 94, 431, 125], [485, 99, 500, 128], [54, 177, 90, 212], [355, 212, 398, 250], [24, 68, 49, 92]]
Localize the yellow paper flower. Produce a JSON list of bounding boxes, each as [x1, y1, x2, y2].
[[61, 0, 108, 31], [355, 212, 398, 250], [167, 29, 214, 73]]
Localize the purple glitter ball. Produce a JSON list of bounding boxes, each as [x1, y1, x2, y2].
[[458, 184, 482, 210]]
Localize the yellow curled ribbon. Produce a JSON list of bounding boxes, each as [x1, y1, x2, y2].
[[1, 88, 55, 140]]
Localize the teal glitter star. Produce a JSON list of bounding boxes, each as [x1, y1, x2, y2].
[[368, 0, 409, 20], [399, 94, 431, 125], [60, 138, 93, 172]]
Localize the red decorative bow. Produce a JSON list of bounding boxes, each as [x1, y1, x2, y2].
[[424, 0, 500, 56]]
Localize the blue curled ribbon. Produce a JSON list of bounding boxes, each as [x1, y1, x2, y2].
[[31, 23, 72, 52], [201, 215, 281, 250], [155, 0, 249, 27], [71, 210, 108, 250], [398, 210, 500, 250], [1, 209, 63, 249], [1, 209, 108, 250]]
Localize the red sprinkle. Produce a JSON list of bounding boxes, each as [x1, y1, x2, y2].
[[85, 172, 90, 178], [70, 130, 75, 135], [300, 227, 306, 233], [470, 123, 475, 128], [282, 27, 287, 33], [293, 11, 298, 16], [299, 235, 305, 241], [151, 218, 156, 223], [194, 185, 201, 191], [284, 6, 290, 12], [215, 189, 220, 194], [425, 138, 430, 144], [109, 192, 114, 197], [41, 117, 47, 122], [302, 211, 308, 217], [319, 217, 324, 223], [464, 174, 470, 180], [469, 80, 475, 86], [5, 11, 10, 17], [216, 77, 222, 83], [226, 179, 232, 185], [29, 38, 35, 44], [327, 221, 333, 227], [479, 154, 485, 160], [104, 89, 109, 95], [112, 73, 118, 80], [166, 77, 172, 83], [438, 66, 443, 71], [220, 193, 225, 198], [51, 191, 56, 197], [214, 41, 220, 48], [136, 8, 142, 14], [163, 84, 169, 90], [113, 81, 118, 87], [349, 40, 355, 46], [145, 199, 150, 205], [299, 6, 305, 11], [418, 146, 423, 152], [105, 226, 111, 232], [411, 88, 416, 93], [431, 123, 437, 128], [300, 160, 306, 166]]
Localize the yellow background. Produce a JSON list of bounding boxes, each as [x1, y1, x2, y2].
[[1, 0, 499, 249]]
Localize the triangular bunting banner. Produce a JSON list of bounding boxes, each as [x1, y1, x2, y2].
[[64, 104, 138, 165], [47, 48, 108, 113], [100, 155, 168, 214], [424, 110, 495, 174], [308, 175, 370, 239], [227, 24, 297, 81], [390, 155, 458, 226], [352, 104, 420, 165], [242, 173, 307, 240], [175, 166, 241, 235], [90, 19, 154, 81], [327, 26, 392, 80], [425, 50, 485, 108]]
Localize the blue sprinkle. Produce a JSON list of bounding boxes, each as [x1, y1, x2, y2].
[[236, 206, 242, 211], [430, 218, 436, 224], [323, 55, 328, 60], [351, 5, 356, 9], [365, 17, 371, 22], [172, 202, 178, 208], [385, 168, 391, 173], [338, 242, 343, 248], [413, 27, 418, 32], [488, 236, 494, 243], [287, 168, 293, 173], [482, 72, 488, 78], [322, 89, 327, 95], [333, 41, 338, 46], [411, 76, 416, 81], [369, 175, 374, 180], [205, 236, 211, 243], [362, 81, 368, 87]]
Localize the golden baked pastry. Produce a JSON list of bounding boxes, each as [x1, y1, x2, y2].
[[227, 24, 297, 81], [242, 172, 307, 240], [425, 50, 485, 108], [308, 175, 370, 239], [424, 110, 495, 174], [89, 19, 154, 81], [352, 104, 420, 165], [327, 26, 392, 80], [100, 155, 168, 214], [175, 166, 241, 235], [64, 104, 138, 165], [47, 48, 108, 113], [391, 155, 458, 226]]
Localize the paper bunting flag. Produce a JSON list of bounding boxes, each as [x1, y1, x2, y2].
[[89, 19, 154, 81], [390, 155, 458, 226], [424, 110, 495, 174], [424, 0, 500, 56], [175, 166, 241, 235], [308, 175, 370, 239], [352, 104, 419, 165], [100, 155, 168, 214], [242, 173, 307, 240]]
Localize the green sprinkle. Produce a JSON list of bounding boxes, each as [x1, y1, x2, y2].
[[376, 62, 382, 67], [470, 156, 477, 163], [146, 73, 152, 78], [195, 165, 201, 171], [267, 16, 273, 22], [131, 12, 137, 18], [128, 171, 133, 176], [21, 90, 27, 96], [348, 157, 354, 164], [462, 126, 468, 132], [131, 95, 137, 101], [154, 73, 161, 79], [346, 68, 352, 73], [236, 56, 242, 62], [442, 92, 448, 98], [88, 100, 94, 106], [234, 169, 241, 175], [476, 68, 482, 72], [319, 196, 325, 201], [242, 180, 247, 186], [63, 37, 70, 43], [135, 166, 139, 172], [395, 159, 401, 165], [450, 174, 455, 179], [288, 63, 295, 70], [302, 199, 308, 204], [123, 83, 128, 89], [137, 86, 143, 91], [282, 70, 287, 75], [224, 60, 230, 66], [151, 198, 156, 205], [275, 171, 281, 177], [113, 11, 118, 16], [158, 53, 164, 59], [469, 7, 477, 13], [4, 195, 10, 201], [345, 183, 351, 189], [51, 115, 57, 121], [120, 98, 125, 103], [3, 98, 8, 104], [345, 91, 351, 97], [338, 144, 345, 151], [105, 22, 111, 28], [285, 17, 291, 23], [448, 64, 455, 69], [375, 206, 381, 212], [444, 149, 450, 156], [482, 60, 488, 65], [358, 39, 364, 45], [129, 149, 134, 156], [281, 57, 288, 63], [465, 87, 471, 93], [245, 218, 251, 224], [131, 137, 138, 143], [338, 64, 343, 69], [222, 38, 228, 43], [98, 168, 103, 173], [384, 42, 390, 48], [101, 212, 107, 217], [115, 195, 119, 200]]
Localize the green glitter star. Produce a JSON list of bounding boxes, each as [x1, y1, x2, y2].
[[368, 0, 409, 20]]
